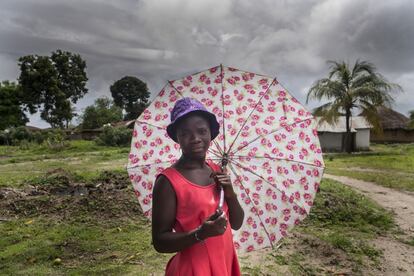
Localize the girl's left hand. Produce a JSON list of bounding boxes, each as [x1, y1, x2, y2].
[[211, 168, 237, 199]]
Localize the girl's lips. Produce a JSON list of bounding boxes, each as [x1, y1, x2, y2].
[[191, 147, 205, 151]]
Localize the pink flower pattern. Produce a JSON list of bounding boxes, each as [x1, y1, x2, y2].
[[127, 65, 324, 253]]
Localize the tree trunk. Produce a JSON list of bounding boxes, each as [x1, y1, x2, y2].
[[344, 111, 353, 153]]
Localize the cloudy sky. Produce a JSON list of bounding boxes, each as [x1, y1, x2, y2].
[[1, 0, 413, 127]]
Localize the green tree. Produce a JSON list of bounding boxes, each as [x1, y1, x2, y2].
[[307, 60, 401, 153], [18, 50, 88, 128], [110, 76, 149, 120], [0, 81, 28, 130], [80, 97, 123, 129]]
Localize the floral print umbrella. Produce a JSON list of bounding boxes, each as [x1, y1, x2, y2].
[[127, 65, 324, 252]]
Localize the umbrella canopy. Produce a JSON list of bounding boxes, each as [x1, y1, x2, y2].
[[127, 65, 324, 252]]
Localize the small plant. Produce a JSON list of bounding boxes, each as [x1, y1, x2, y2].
[[18, 139, 32, 150], [43, 130, 68, 150]]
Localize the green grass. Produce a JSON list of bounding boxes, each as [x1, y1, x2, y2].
[[397, 235, 414, 247], [0, 168, 171, 275], [406, 237, 414, 246], [0, 140, 129, 188], [325, 143, 414, 192], [307, 179, 394, 232], [325, 143, 414, 173], [327, 168, 414, 192], [0, 218, 170, 275]]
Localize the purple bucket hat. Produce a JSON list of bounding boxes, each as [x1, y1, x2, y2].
[[166, 97, 220, 143]]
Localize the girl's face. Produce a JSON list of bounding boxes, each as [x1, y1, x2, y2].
[[176, 114, 211, 159]]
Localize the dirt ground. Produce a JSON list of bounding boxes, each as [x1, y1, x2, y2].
[[324, 174, 414, 275], [0, 169, 141, 221]]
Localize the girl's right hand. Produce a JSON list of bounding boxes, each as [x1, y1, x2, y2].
[[198, 209, 228, 239]]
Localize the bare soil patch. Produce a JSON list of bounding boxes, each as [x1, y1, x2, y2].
[[0, 168, 141, 222]]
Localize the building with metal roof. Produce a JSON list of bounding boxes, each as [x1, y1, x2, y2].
[[316, 116, 372, 152]]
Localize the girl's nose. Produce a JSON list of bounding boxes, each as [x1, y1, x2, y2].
[[191, 133, 202, 142]]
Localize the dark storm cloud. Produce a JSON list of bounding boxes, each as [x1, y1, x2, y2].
[[0, 0, 413, 127], [306, 0, 414, 74]]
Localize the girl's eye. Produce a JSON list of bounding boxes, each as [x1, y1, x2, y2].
[[177, 131, 188, 137]]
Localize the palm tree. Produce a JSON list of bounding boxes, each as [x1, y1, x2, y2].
[[307, 60, 401, 153]]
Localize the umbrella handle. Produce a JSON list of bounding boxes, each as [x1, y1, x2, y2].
[[219, 187, 224, 209], [218, 161, 226, 210]]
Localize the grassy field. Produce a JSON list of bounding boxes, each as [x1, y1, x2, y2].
[[0, 140, 128, 187], [0, 141, 403, 275], [325, 143, 414, 192]]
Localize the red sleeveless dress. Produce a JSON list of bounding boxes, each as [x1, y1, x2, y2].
[[158, 160, 241, 276]]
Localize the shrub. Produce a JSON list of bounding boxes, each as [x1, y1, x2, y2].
[[95, 126, 132, 147], [0, 126, 33, 145], [0, 130, 11, 145], [0, 127, 69, 147], [12, 126, 32, 141]]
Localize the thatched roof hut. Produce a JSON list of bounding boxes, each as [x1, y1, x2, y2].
[[371, 107, 414, 143], [376, 106, 410, 129]]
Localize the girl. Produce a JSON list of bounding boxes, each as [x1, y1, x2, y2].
[[152, 97, 245, 275]]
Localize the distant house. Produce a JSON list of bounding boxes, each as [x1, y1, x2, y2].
[[109, 120, 135, 129], [67, 120, 135, 140], [316, 116, 372, 152], [370, 107, 414, 143], [25, 125, 43, 132], [67, 129, 102, 140]]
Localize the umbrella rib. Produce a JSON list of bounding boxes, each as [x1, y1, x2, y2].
[[208, 147, 221, 156], [226, 78, 278, 155], [229, 117, 314, 156], [208, 157, 223, 163], [127, 156, 223, 170], [228, 158, 308, 214], [220, 64, 227, 153], [276, 78, 305, 120], [227, 161, 275, 249], [209, 149, 222, 158], [207, 148, 221, 158], [137, 83, 174, 121], [127, 160, 176, 170], [231, 155, 324, 169], [213, 139, 224, 155], [168, 80, 186, 98], [135, 119, 167, 131], [128, 150, 222, 170]]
